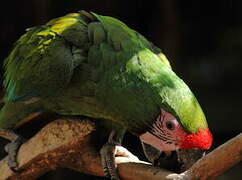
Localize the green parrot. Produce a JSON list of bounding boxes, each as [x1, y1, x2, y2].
[[0, 10, 212, 179]]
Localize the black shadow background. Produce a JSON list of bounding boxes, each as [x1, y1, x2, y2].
[[0, 1, 241, 179]]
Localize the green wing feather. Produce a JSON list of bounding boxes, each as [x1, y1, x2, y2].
[[3, 13, 88, 101]]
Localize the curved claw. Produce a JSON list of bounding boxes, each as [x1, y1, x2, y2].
[[100, 143, 139, 180], [4, 136, 25, 172], [100, 143, 120, 180]]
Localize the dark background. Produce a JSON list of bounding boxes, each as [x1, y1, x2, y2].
[[0, 0, 241, 179]]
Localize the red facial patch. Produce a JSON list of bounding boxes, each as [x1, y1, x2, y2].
[[181, 129, 213, 149]]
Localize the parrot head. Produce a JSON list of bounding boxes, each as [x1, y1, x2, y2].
[[128, 48, 213, 151], [134, 55, 213, 152], [139, 109, 213, 151]]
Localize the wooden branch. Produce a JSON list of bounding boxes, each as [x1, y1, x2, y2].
[[0, 118, 172, 180], [0, 118, 241, 180]]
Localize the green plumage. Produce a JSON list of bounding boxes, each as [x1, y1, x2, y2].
[[1, 11, 207, 135]]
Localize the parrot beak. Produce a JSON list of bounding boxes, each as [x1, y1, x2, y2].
[[181, 129, 213, 150]]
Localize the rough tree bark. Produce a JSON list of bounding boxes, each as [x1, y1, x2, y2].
[[0, 118, 241, 180]]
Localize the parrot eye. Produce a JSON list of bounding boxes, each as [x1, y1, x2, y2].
[[165, 121, 175, 130]]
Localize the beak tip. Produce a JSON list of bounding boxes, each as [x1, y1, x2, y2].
[[181, 129, 213, 150]]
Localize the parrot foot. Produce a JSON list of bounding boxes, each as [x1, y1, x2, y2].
[[4, 135, 25, 172], [100, 143, 139, 180]]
